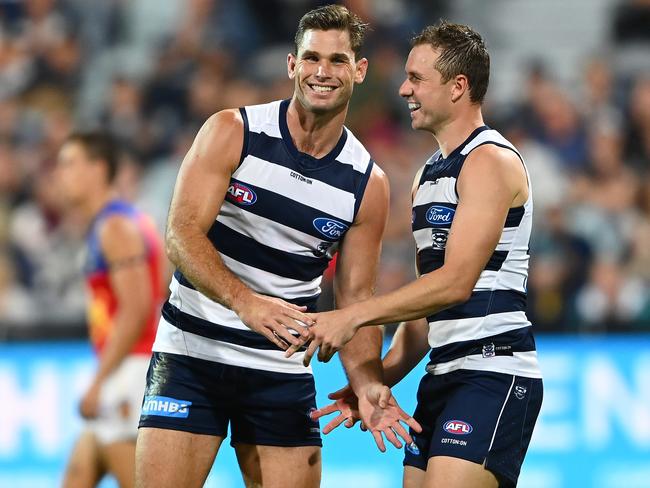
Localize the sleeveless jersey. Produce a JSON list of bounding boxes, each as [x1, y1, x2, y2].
[[411, 126, 541, 378], [85, 200, 163, 355], [154, 99, 375, 374]]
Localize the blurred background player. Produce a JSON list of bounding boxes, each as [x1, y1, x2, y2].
[[56, 132, 164, 488], [136, 5, 418, 488]]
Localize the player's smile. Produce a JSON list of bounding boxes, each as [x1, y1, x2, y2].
[[307, 82, 338, 95]]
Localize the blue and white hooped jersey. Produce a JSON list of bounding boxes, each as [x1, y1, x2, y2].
[[154, 99, 375, 374], [412, 126, 541, 379]]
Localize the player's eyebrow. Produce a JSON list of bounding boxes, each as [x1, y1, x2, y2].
[[301, 50, 351, 62]]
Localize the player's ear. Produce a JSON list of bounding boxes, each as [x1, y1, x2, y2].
[[287, 53, 297, 79], [450, 74, 468, 103], [354, 57, 368, 84]]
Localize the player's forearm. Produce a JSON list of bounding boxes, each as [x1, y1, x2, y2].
[[166, 225, 253, 312], [349, 268, 470, 328], [381, 319, 430, 387], [339, 325, 384, 394], [93, 310, 146, 384]]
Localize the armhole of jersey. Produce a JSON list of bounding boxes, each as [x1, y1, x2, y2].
[[412, 165, 426, 201], [237, 106, 250, 169], [453, 141, 525, 200], [353, 158, 375, 219]]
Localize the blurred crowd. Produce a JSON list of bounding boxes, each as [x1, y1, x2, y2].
[[0, 0, 649, 336]]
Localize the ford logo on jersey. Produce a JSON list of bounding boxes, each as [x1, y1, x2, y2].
[[443, 420, 473, 435], [226, 182, 257, 205], [426, 205, 455, 226], [313, 217, 349, 239], [142, 395, 192, 418]]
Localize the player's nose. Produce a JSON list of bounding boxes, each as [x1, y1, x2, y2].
[[398, 79, 412, 97]]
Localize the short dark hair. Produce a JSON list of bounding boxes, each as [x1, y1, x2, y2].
[[294, 4, 369, 58], [411, 21, 490, 104], [65, 131, 119, 183]]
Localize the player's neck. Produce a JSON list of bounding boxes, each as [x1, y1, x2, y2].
[[434, 109, 484, 158], [83, 188, 116, 222], [286, 99, 347, 159]]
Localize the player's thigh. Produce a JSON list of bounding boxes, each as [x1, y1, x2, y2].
[[424, 456, 498, 488], [403, 465, 426, 488], [100, 440, 136, 488], [135, 427, 223, 488], [234, 443, 321, 488], [62, 431, 105, 488]]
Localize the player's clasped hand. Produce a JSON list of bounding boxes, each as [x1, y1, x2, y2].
[[285, 309, 358, 365], [235, 293, 313, 350], [311, 383, 422, 452]]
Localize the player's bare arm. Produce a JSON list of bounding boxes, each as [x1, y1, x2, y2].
[[302, 166, 421, 450], [300, 144, 527, 360], [80, 215, 152, 419], [309, 318, 428, 441], [165, 110, 312, 349]]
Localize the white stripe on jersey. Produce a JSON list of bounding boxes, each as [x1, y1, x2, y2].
[[427, 311, 531, 349], [425, 351, 542, 378], [221, 253, 322, 299], [233, 155, 356, 222], [217, 201, 324, 257], [337, 128, 371, 173], [412, 176, 457, 207], [460, 129, 517, 155], [246, 101, 282, 138], [168, 277, 249, 330], [474, 270, 527, 293], [153, 317, 312, 375]]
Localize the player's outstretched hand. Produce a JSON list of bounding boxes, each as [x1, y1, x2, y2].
[[310, 385, 360, 434], [357, 383, 422, 452], [285, 309, 358, 365], [236, 293, 313, 350]]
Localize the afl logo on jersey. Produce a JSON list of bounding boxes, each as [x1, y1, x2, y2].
[[443, 420, 473, 435], [313, 217, 349, 239], [426, 205, 455, 226], [226, 182, 257, 205]]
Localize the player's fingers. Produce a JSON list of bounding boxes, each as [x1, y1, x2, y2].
[[384, 427, 403, 450], [263, 329, 290, 350], [318, 343, 333, 363], [391, 422, 413, 445], [284, 302, 308, 312], [303, 341, 319, 367], [328, 384, 352, 400], [284, 310, 314, 331], [371, 430, 386, 453], [403, 415, 423, 433], [284, 343, 301, 358], [378, 386, 391, 409], [345, 417, 358, 428], [323, 414, 348, 435], [311, 402, 341, 419], [360, 422, 367, 431], [271, 323, 301, 346]]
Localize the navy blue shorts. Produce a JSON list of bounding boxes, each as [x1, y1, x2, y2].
[[403, 369, 543, 487], [138, 352, 321, 447]]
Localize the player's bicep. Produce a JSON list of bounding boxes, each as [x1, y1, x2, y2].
[[100, 217, 152, 315], [443, 149, 520, 292], [167, 110, 244, 236], [334, 166, 390, 305]]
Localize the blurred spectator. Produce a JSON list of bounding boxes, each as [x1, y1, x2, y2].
[[1, 0, 649, 335]]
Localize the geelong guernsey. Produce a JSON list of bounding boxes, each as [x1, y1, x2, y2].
[[153, 99, 375, 374], [412, 126, 541, 378]]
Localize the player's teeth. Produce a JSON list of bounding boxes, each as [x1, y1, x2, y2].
[[312, 85, 334, 92]]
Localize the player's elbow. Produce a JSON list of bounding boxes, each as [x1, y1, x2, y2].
[[440, 273, 474, 307]]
